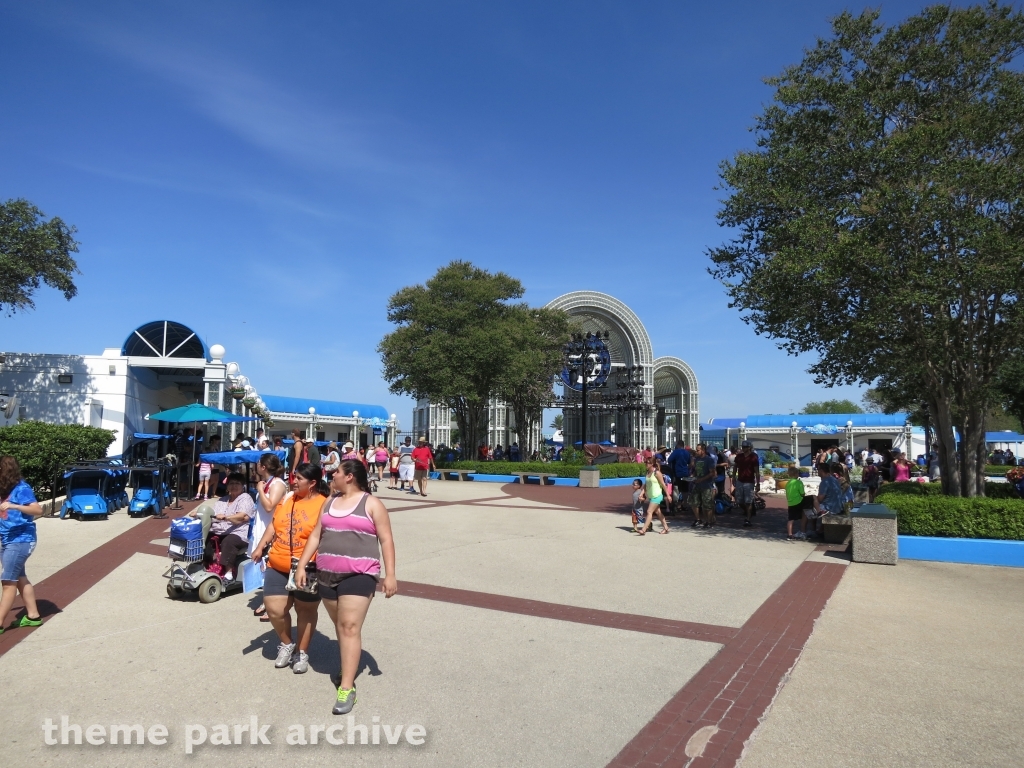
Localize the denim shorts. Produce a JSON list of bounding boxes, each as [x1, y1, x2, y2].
[[0, 541, 36, 582]]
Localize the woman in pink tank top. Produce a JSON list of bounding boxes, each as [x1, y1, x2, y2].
[[296, 459, 397, 716]]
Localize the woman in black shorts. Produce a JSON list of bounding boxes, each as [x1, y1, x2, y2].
[[296, 459, 397, 715]]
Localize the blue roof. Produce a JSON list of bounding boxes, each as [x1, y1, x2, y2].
[[705, 418, 744, 429], [743, 413, 909, 429], [987, 432, 1024, 443], [261, 395, 389, 421]]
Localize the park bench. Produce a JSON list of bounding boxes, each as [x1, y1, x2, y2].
[[438, 469, 477, 481], [512, 472, 558, 485]]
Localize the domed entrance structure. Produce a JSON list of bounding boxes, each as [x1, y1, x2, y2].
[[546, 292, 699, 450]]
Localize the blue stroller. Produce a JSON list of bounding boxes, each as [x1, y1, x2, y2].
[[60, 466, 117, 519]]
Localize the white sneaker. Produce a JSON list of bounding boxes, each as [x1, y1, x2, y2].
[[275, 642, 295, 668], [292, 651, 309, 674]]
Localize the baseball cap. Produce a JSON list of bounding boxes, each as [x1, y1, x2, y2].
[[741, 440, 752, 448]]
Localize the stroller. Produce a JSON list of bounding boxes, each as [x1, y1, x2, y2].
[[128, 464, 171, 517], [60, 465, 120, 519], [163, 502, 251, 604]]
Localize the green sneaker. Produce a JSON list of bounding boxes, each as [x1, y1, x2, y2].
[[18, 615, 42, 628], [332, 687, 356, 715]]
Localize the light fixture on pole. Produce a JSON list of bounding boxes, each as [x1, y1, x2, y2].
[[791, 421, 799, 466], [352, 410, 360, 447], [308, 406, 316, 440], [846, 420, 855, 454]]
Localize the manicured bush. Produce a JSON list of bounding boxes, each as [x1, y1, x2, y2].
[[881, 493, 1024, 540], [0, 421, 116, 499], [876, 481, 1019, 499], [985, 464, 1020, 475], [435, 460, 645, 479]]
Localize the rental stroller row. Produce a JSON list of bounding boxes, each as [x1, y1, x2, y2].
[[59, 462, 128, 519]]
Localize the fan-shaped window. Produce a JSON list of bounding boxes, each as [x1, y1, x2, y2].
[[122, 321, 208, 359]]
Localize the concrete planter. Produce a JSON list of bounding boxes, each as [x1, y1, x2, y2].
[[579, 467, 601, 488]]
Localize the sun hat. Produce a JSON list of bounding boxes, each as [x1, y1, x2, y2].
[[418, 436, 427, 443]]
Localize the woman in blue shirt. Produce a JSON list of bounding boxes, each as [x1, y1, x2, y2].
[[0, 456, 45, 633]]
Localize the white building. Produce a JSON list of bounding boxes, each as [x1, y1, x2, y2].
[[0, 319, 396, 456]]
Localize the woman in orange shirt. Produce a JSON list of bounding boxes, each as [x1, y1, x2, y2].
[[251, 463, 327, 674]]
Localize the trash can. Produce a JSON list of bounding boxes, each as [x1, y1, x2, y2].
[[852, 504, 898, 565]]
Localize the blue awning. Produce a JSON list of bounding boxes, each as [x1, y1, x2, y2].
[[261, 395, 388, 420], [132, 433, 173, 440], [987, 432, 1024, 443], [199, 450, 287, 465], [744, 413, 909, 429]]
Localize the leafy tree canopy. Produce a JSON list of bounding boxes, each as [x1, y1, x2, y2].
[[0, 199, 80, 315], [0, 422, 115, 499], [709, 4, 1024, 496], [378, 261, 569, 452], [801, 399, 864, 415]]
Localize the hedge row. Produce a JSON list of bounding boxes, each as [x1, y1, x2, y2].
[[0, 421, 116, 499], [876, 481, 1020, 500], [985, 464, 1021, 476], [434, 460, 646, 479], [880, 493, 1024, 540]]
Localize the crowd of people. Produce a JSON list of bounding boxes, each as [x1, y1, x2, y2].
[[624, 439, 949, 541], [193, 452, 399, 715]]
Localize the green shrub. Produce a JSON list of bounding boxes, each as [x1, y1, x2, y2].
[[985, 464, 1022, 475], [0, 421, 116, 499], [881, 493, 1024, 540], [876, 481, 1018, 499], [434, 460, 645, 479]]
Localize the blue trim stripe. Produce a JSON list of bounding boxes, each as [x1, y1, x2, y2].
[[898, 535, 1024, 568]]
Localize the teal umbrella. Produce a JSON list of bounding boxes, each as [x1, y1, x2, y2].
[[147, 403, 256, 423], [146, 403, 258, 511]]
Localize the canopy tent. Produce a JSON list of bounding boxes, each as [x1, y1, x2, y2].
[[147, 404, 258, 510], [199, 450, 287, 465], [147, 403, 257, 424]]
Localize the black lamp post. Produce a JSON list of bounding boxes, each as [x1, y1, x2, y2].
[[562, 331, 610, 448], [612, 365, 647, 448]]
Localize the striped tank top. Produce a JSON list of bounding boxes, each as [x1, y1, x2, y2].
[[316, 492, 381, 576]]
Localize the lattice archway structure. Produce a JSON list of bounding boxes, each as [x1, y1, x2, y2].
[[546, 291, 658, 450], [653, 356, 699, 449]]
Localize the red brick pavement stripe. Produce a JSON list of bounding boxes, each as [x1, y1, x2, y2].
[[0, 504, 198, 659], [605, 560, 847, 768], [393, 581, 739, 645]]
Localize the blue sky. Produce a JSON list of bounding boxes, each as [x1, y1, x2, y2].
[[2, 1, 936, 426]]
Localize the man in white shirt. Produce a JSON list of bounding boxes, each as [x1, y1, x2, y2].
[[398, 437, 416, 491]]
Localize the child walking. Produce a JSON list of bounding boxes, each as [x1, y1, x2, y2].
[[630, 479, 646, 533], [784, 466, 806, 540]]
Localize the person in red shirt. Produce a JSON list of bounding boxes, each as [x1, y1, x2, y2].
[[411, 437, 435, 497], [731, 441, 761, 527]]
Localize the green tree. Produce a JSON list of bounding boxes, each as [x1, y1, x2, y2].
[[378, 262, 524, 453], [0, 199, 80, 314], [709, 5, 1024, 496], [0, 422, 115, 500], [801, 399, 864, 415], [549, 414, 563, 431], [498, 307, 572, 452], [994, 357, 1024, 431]]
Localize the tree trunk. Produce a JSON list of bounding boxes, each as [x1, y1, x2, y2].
[[450, 397, 487, 460], [959, 403, 986, 498], [929, 395, 961, 497]]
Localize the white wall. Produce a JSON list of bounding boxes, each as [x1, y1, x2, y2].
[[0, 352, 193, 456]]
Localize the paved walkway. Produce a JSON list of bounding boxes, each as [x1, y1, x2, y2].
[[0, 481, 1020, 766]]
